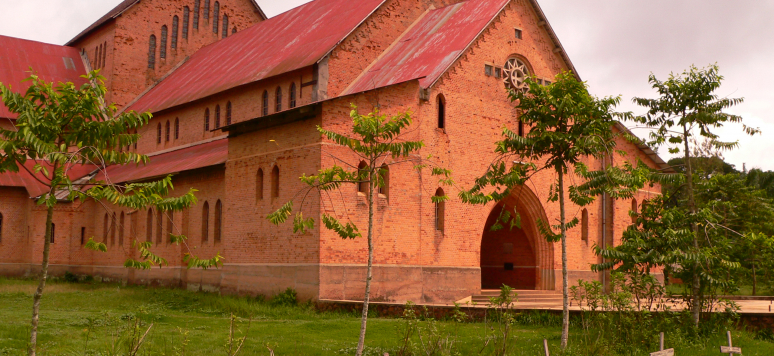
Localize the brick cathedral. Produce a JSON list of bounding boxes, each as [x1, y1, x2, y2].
[[0, 0, 666, 303]]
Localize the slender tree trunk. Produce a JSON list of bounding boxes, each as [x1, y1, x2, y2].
[[682, 124, 701, 327], [558, 170, 569, 349], [355, 166, 376, 356], [752, 260, 757, 296], [29, 203, 54, 356]]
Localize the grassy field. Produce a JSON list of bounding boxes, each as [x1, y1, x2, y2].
[[1, 278, 773, 356]]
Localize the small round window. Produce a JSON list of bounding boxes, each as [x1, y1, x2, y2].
[[503, 58, 530, 93]]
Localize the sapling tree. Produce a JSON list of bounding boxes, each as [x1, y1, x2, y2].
[[268, 105, 428, 356], [0, 71, 220, 356], [459, 72, 646, 349]]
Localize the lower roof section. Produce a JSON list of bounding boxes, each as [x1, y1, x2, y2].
[[0, 161, 96, 198]]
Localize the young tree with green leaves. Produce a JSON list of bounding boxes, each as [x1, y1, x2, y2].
[[268, 105, 426, 356], [0, 71, 219, 356], [630, 64, 759, 326], [460, 72, 641, 349]]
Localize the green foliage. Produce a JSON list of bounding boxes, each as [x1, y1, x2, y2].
[[322, 214, 361, 239], [84, 238, 107, 252], [270, 288, 298, 307], [62, 272, 78, 283]]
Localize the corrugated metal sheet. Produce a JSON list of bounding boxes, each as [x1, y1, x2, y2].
[[128, 0, 386, 115], [342, 0, 509, 96], [95, 138, 228, 184], [0, 35, 88, 119], [0, 161, 96, 198]]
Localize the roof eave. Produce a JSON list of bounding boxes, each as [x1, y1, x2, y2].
[[613, 121, 674, 173], [527, 0, 580, 81]]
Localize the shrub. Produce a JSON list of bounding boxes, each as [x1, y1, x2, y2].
[[270, 288, 297, 307], [63, 271, 78, 283]]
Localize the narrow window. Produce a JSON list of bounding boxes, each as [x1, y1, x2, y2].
[[226, 101, 232, 125], [157, 123, 162, 144], [103, 213, 109, 243], [213, 2, 220, 34], [172, 16, 179, 49], [102, 41, 107, 68], [202, 202, 209, 243], [289, 83, 296, 108], [133, 130, 138, 150], [518, 120, 525, 137], [160, 25, 168, 59], [111, 213, 117, 246], [80, 227, 85, 245], [222, 14, 228, 39], [148, 35, 156, 69], [262, 91, 268, 116], [275, 87, 282, 112], [0, 212, 4, 243], [485, 64, 493, 76], [215, 104, 221, 128], [174, 118, 180, 139], [119, 212, 125, 246], [94, 47, 98, 68], [204, 0, 210, 21], [434, 188, 445, 231], [183, 7, 190, 39], [271, 166, 280, 198], [631, 198, 638, 223], [50, 223, 56, 244], [166, 211, 174, 244], [146, 209, 153, 242], [357, 161, 368, 194], [495, 67, 502, 78], [232, 27, 237, 34], [379, 164, 389, 198], [193, 0, 200, 29], [437, 94, 445, 129], [156, 209, 163, 244], [256, 168, 264, 201], [581, 208, 589, 242], [165, 120, 170, 142], [515, 28, 523, 39], [204, 108, 210, 131], [214, 200, 222, 243], [97, 44, 102, 69]]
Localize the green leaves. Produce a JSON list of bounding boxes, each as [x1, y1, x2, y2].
[[322, 214, 361, 239], [84, 238, 107, 252], [268, 201, 293, 225]]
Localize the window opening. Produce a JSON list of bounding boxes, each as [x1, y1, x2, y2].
[[503, 58, 530, 93], [222, 14, 228, 39], [232, 27, 237, 34], [581, 208, 589, 242], [102, 41, 107, 68], [214, 200, 222, 243], [275, 87, 282, 112], [174, 118, 180, 139], [631, 198, 638, 223], [434, 188, 445, 231], [148, 35, 156, 69], [157, 123, 162, 143], [183, 7, 190, 39], [379, 164, 389, 198], [204, 0, 210, 21], [111, 213, 117, 246], [357, 161, 369, 194], [160, 25, 168, 59], [146, 209, 153, 242], [485, 64, 493, 76], [495, 67, 502, 78], [156, 209, 163, 244], [213, 2, 220, 34], [437, 94, 445, 129], [515, 28, 523, 39], [289, 83, 296, 108], [194, 0, 200, 29], [262, 91, 268, 116], [80, 227, 85, 245], [172, 16, 179, 49], [119, 212, 125, 246], [226, 101, 232, 125], [204, 108, 210, 131], [256, 168, 264, 201], [215, 105, 220, 128], [103, 213, 109, 243], [50, 223, 55, 244], [271, 166, 280, 198], [165, 120, 170, 142], [202, 202, 209, 242], [166, 211, 174, 244]]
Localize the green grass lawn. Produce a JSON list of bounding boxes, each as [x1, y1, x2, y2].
[[1, 278, 773, 356]]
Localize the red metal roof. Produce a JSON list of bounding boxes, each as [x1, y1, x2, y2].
[[128, 0, 386, 115], [0, 35, 89, 119], [95, 138, 228, 184], [0, 161, 96, 198], [342, 0, 508, 96]]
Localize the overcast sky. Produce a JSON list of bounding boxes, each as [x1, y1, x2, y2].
[[1, 0, 771, 170]]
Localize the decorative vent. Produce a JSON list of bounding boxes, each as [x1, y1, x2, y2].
[[503, 58, 529, 92]]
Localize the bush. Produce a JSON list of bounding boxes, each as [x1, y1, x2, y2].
[[63, 271, 78, 283], [270, 288, 297, 307]]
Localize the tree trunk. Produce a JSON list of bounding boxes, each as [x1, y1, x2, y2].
[[752, 261, 757, 296], [558, 170, 569, 349], [355, 167, 376, 356], [682, 124, 701, 327], [29, 203, 54, 356]]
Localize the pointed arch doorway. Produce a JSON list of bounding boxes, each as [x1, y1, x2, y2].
[[480, 185, 555, 290]]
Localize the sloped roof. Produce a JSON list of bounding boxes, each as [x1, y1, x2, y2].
[[95, 137, 228, 184], [0, 161, 96, 198], [342, 0, 509, 96], [128, 0, 386, 114], [66, 0, 267, 46], [0, 35, 88, 119]]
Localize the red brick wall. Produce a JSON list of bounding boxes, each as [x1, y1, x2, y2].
[[0, 188, 31, 264]]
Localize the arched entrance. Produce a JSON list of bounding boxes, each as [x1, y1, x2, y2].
[[480, 186, 555, 290]]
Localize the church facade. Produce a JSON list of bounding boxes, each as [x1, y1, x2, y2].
[[0, 0, 665, 303]]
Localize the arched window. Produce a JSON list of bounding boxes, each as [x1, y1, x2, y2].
[[157, 123, 162, 143], [256, 168, 264, 201], [204, 108, 210, 131], [133, 130, 138, 150], [357, 161, 368, 194], [160, 25, 168, 59], [215, 104, 221, 128], [165, 120, 170, 142], [214, 200, 222, 243], [102, 42, 107, 68], [193, 0, 200, 29], [226, 101, 232, 125], [202, 202, 209, 243], [275, 87, 282, 112], [204, 0, 210, 21], [262, 91, 269, 116], [111, 213, 117, 246], [232, 27, 237, 34], [146, 209, 153, 242], [437, 94, 445, 129], [97, 43, 102, 69], [156, 209, 163, 244], [434, 188, 445, 231], [103, 213, 109, 243], [94, 47, 98, 68], [172, 16, 179, 49], [174, 118, 180, 139], [148, 35, 156, 69], [213, 2, 220, 34], [50, 223, 56, 244], [271, 166, 280, 198], [183, 7, 190, 39], [166, 211, 174, 244], [222, 14, 229, 39], [289, 83, 297, 108], [631, 198, 638, 223], [80, 227, 85, 245], [581, 208, 589, 242], [0, 212, 3, 243], [379, 164, 389, 198], [119, 212, 125, 246], [518, 120, 525, 137]]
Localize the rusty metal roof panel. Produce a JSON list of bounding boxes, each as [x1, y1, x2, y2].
[[342, 0, 508, 96], [128, 0, 386, 115], [0, 35, 89, 119], [95, 138, 228, 184], [0, 161, 96, 198]]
